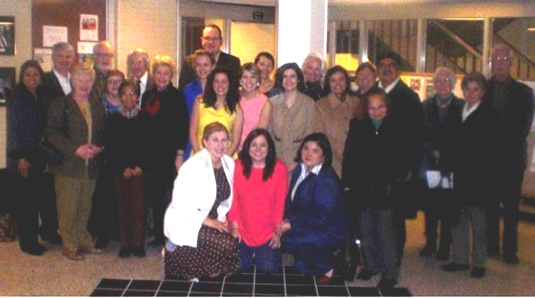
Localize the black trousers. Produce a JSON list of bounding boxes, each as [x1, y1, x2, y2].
[[88, 165, 118, 240], [13, 171, 51, 249], [487, 169, 524, 257], [147, 167, 175, 242], [39, 173, 59, 237], [422, 189, 452, 252]]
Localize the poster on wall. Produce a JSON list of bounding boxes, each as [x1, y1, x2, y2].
[[0, 16, 15, 56], [80, 14, 98, 41], [34, 48, 53, 72], [0, 67, 16, 106], [43, 26, 68, 47]]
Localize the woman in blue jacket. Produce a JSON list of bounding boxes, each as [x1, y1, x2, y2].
[[277, 132, 347, 284]]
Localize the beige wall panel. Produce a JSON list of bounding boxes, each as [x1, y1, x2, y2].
[[0, 0, 32, 168], [230, 21, 275, 66], [116, 0, 178, 80]]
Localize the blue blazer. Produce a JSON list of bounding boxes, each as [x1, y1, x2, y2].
[[284, 165, 347, 246]]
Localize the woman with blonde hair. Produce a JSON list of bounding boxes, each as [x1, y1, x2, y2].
[[141, 55, 189, 246]]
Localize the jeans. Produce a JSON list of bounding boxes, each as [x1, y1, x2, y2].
[[238, 241, 281, 275]]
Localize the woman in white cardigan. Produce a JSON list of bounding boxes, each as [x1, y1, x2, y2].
[[163, 121, 239, 280]]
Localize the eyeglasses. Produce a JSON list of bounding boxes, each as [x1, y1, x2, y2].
[[378, 62, 396, 69], [368, 104, 386, 111], [95, 52, 114, 58], [202, 36, 221, 42], [108, 79, 122, 85], [122, 92, 138, 98]]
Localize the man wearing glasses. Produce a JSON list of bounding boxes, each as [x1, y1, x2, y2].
[[91, 40, 114, 99], [178, 24, 241, 89], [375, 51, 424, 274], [484, 44, 535, 265]]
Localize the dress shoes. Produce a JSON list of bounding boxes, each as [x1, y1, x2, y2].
[[419, 245, 436, 257], [471, 267, 486, 278], [63, 249, 85, 261], [441, 263, 469, 272], [132, 246, 146, 258], [22, 244, 47, 256], [356, 269, 376, 281], [78, 246, 101, 255], [376, 278, 397, 290], [315, 274, 333, 285], [118, 246, 132, 258], [503, 254, 519, 265], [40, 232, 62, 245]]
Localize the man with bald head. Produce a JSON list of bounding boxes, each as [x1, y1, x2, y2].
[[178, 24, 240, 89], [484, 44, 534, 265], [90, 40, 114, 99]]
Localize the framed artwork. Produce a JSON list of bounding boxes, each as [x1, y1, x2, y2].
[[0, 16, 15, 56], [0, 67, 16, 106]]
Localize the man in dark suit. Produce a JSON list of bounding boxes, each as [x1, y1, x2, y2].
[[43, 42, 74, 103], [301, 52, 325, 101], [178, 24, 241, 89], [127, 48, 155, 103], [39, 41, 76, 245], [484, 44, 535, 265], [376, 51, 424, 268]]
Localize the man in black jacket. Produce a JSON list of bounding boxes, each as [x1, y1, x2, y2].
[[43, 42, 74, 103], [484, 44, 535, 265], [376, 51, 424, 267], [178, 24, 240, 89]]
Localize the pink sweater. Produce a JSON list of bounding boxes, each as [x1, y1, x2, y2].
[[229, 159, 288, 247]]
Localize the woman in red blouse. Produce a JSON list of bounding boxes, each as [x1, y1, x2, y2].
[[229, 128, 288, 274]]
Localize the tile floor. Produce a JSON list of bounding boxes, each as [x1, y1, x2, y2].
[[90, 265, 412, 297]]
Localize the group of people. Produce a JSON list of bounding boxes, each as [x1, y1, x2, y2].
[[5, 22, 534, 291]]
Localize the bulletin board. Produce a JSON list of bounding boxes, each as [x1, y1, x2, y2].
[[31, 0, 106, 71]]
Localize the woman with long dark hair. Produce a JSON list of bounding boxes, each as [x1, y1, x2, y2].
[[7, 60, 50, 255], [190, 67, 243, 157], [228, 129, 288, 274]]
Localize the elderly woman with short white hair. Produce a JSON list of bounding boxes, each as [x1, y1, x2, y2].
[[46, 64, 106, 261]]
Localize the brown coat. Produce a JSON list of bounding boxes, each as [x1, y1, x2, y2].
[[46, 94, 106, 179], [312, 93, 360, 178]]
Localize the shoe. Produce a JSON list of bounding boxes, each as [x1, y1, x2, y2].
[[148, 238, 164, 247], [419, 245, 436, 257], [315, 275, 332, 285], [132, 246, 146, 258], [40, 233, 62, 245], [118, 246, 132, 258], [95, 236, 109, 249], [435, 250, 450, 261], [22, 244, 47, 256], [357, 269, 376, 281], [376, 278, 397, 290], [63, 249, 85, 261], [471, 267, 485, 278], [441, 263, 469, 272], [78, 246, 101, 255], [503, 254, 519, 265]]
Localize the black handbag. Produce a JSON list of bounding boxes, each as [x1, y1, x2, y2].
[[39, 97, 67, 166], [39, 137, 64, 166]]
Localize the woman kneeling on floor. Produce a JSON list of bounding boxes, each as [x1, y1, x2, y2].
[[277, 133, 347, 284], [163, 121, 240, 280]]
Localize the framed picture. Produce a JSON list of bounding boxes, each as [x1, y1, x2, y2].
[[0, 67, 16, 106], [0, 16, 15, 56]]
